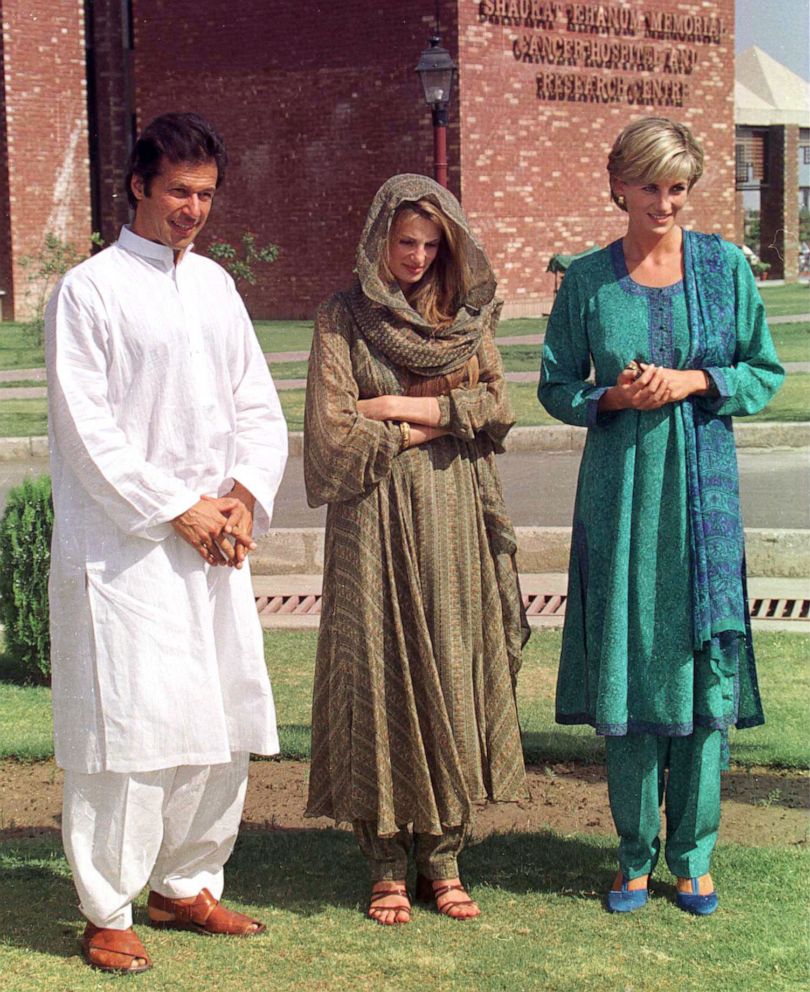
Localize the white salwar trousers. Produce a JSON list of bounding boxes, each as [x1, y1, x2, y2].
[[62, 752, 250, 930]]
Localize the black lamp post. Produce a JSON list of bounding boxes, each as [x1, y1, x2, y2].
[[415, 35, 456, 188]]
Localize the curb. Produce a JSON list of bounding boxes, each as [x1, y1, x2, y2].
[[2, 422, 808, 461], [287, 423, 810, 458]]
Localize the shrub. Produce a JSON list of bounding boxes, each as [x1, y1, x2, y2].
[[207, 232, 279, 313], [0, 475, 53, 682], [19, 232, 103, 346]]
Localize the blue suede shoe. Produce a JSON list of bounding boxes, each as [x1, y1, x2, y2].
[[676, 878, 718, 916], [607, 875, 648, 913]]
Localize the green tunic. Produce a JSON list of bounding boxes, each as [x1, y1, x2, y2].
[[539, 238, 783, 737]]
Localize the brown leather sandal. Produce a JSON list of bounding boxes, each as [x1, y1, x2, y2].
[[415, 874, 479, 919], [81, 923, 152, 974], [147, 888, 265, 936], [367, 885, 412, 925]]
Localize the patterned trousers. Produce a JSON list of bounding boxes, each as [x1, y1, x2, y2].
[[353, 820, 470, 882]]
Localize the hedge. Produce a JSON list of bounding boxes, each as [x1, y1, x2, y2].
[[0, 474, 53, 682]]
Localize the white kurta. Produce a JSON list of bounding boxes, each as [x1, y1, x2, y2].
[[46, 226, 288, 774]]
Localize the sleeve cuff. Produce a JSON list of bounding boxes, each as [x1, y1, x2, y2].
[[436, 394, 452, 429], [586, 386, 612, 428], [697, 367, 731, 413], [220, 466, 276, 536]]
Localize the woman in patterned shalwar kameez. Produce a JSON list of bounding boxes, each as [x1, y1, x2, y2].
[[539, 118, 784, 915], [303, 175, 528, 925]]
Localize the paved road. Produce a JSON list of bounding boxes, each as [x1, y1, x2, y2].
[[9, 450, 805, 529]]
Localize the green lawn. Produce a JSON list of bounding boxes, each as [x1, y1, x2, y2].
[[497, 316, 547, 337], [254, 321, 314, 354], [0, 282, 805, 436], [2, 629, 807, 989], [268, 359, 309, 380], [0, 832, 806, 992], [758, 282, 810, 317], [0, 399, 48, 437], [770, 322, 810, 364], [0, 373, 806, 437], [751, 373, 810, 422], [3, 630, 807, 769], [500, 343, 543, 372]]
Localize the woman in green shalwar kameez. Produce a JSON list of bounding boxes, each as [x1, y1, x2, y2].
[[539, 118, 783, 915], [304, 175, 528, 925]]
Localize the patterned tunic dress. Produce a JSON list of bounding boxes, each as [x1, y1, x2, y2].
[[540, 237, 783, 739], [304, 176, 528, 837]]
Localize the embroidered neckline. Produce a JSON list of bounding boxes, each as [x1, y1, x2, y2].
[[609, 239, 684, 299]]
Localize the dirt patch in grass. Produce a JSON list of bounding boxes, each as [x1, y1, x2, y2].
[[1, 759, 807, 847]]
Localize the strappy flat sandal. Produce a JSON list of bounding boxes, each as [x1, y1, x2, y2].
[[367, 885, 412, 925], [81, 923, 152, 974], [415, 874, 480, 919], [147, 888, 265, 936]]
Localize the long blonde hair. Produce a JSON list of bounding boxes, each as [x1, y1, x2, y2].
[[379, 199, 471, 329]]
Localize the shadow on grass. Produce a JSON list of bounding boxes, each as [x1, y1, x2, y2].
[[0, 826, 613, 959]]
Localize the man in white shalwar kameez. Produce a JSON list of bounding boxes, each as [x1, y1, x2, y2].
[[45, 113, 288, 974]]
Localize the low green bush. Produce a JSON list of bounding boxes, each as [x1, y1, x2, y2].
[[0, 475, 52, 682]]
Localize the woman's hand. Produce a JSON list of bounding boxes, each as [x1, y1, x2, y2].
[[600, 364, 710, 412]]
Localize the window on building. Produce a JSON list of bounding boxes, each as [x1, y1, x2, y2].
[[735, 127, 768, 189]]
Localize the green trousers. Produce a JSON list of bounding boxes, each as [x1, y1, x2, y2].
[[353, 820, 469, 882], [605, 727, 721, 880]]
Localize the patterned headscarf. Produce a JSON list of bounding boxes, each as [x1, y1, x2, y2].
[[348, 174, 497, 377]]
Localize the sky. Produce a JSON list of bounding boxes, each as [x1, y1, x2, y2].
[[735, 0, 810, 80]]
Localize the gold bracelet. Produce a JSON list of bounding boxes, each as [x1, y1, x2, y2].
[[399, 421, 411, 451]]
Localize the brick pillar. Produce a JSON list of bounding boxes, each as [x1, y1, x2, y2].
[[0, 0, 92, 320], [86, 0, 134, 244], [0, 24, 11, 320], [761, 124, 800, 282], [734, 190, 745, 247]]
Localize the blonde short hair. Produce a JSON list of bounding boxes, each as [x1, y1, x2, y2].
[[607, 117, 704, 211]]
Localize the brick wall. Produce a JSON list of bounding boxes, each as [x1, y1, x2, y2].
[[459, 0, 736, 315], [0, 0, 91, 319], [104, 0, 737, 319], [130, 1, 456, 318]]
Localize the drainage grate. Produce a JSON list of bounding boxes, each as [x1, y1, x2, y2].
[[748, 598, 810, 621], [254, 594, 810, 622], [255, 594, 322, 616], [523, 593, 567, 616]]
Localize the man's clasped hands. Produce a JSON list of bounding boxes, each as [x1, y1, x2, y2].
[[170, 481, 257, 568]]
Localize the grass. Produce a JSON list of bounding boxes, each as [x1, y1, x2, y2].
[[0, 399, 48, 436], [770, 323, 809, 364], [497, 316, 547, 337], [0, 379, 44, 389], [758, 282, 809, 317], [0, 284, 805, 435], [0, 375, 806, 437], [500, 343, 543, 372], [750, 373, 810, 423], [254, 320, 314, 354], [268, 360, 309, 380], [0, 832, 806, 992], [3, 630, 807, 769]]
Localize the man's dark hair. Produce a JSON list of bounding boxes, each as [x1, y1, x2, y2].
[[124, 112, 228, 209]]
